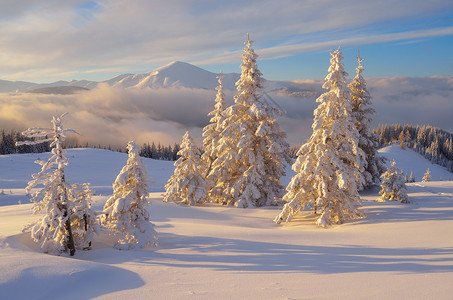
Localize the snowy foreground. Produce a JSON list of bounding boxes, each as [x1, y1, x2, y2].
[[1, 145, 453, 299]]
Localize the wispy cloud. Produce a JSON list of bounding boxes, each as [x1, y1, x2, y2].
[[1, 0, 452, 82], [256, 27, 453, 59]]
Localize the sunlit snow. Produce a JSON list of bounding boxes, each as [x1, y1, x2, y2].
[[1, 145, 452, 299]]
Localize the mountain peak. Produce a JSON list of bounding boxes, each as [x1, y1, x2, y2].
[[155, 61, 212, 75], [129, 61, 226, 89], [162, 61, 188, 67]]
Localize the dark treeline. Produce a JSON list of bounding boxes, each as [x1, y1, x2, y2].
[[1, 129, 180, 161], [1, 129, 51, 154], [374, 124, 453, 172], [139, 142, 181, 161]]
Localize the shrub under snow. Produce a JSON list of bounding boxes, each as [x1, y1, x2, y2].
[[378, 161, 409, 203]]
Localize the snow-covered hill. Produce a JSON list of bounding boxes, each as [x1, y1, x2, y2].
[[378, 143, 453, 181], [0, 149, 173, 206], [1, 147, 453, 299]]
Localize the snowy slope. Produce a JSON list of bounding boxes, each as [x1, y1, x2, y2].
[[1, 148, 453, 299], [378, 143, 453, 181], [0, 149, 173, 206]]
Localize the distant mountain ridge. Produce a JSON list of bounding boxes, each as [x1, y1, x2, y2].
[[0, 61, 241, 93], [2, 62, 452, 101], [26, 86, 90, 95], [0, 61, 321, 96]]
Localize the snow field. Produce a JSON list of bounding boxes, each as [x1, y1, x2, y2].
[[1, 146, 453, 299]]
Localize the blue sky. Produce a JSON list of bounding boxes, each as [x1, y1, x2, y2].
[[0, 0, 452, 83]]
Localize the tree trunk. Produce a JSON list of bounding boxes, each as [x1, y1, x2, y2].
[[60, 175, 75, 256], [62, 203, 76, 256]]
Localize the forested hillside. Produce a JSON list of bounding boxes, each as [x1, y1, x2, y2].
[[374, 124, 453, 171]]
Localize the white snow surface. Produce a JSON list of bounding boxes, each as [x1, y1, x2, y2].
[[378, 143, 453, 181], [1, 147, 453, 299]]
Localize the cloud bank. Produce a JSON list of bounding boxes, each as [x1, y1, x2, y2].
[[1, 76, 452, 149], [368, 76, 453, 134], [0, 85, 220, 148]]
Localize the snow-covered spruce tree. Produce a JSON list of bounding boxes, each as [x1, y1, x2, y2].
[[274, 48, 366, 227], [209, 34, 290, 207], [377, 161, 409, 203], [102, 141, 157, 250], [18, 113, 77, 255], [201, 72, 227, 203], [70, 183, 100, 250], [348, 53, 386, 189], [422, 168, 432, 182], [164, 131, 207, 205]]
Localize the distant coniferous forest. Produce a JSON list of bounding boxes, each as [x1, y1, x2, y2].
[[0, 129, 180, 161], [373, 124, 453, 172], [0, 130, 51, 154], [3, 125, 453, 172]]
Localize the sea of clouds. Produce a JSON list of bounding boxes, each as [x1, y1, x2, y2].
[[0, 76, 452, 148]]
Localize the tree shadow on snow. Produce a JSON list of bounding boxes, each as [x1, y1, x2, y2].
[[360, 192, 453, 224], [1, 234, 145, 299], [89, 232, 453, 274], [147, 200, 233, 223]]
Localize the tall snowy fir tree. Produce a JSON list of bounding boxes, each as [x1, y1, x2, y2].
[[377, 161, 409, 203], [201, 72, 226, 203], [164, 131, 207, 206], [103, 141, 158, 250], [209, 34, 290, 207], [274, 48, 365, 227], [18, 113, 77, 255], [348, 53, 386, 189]]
